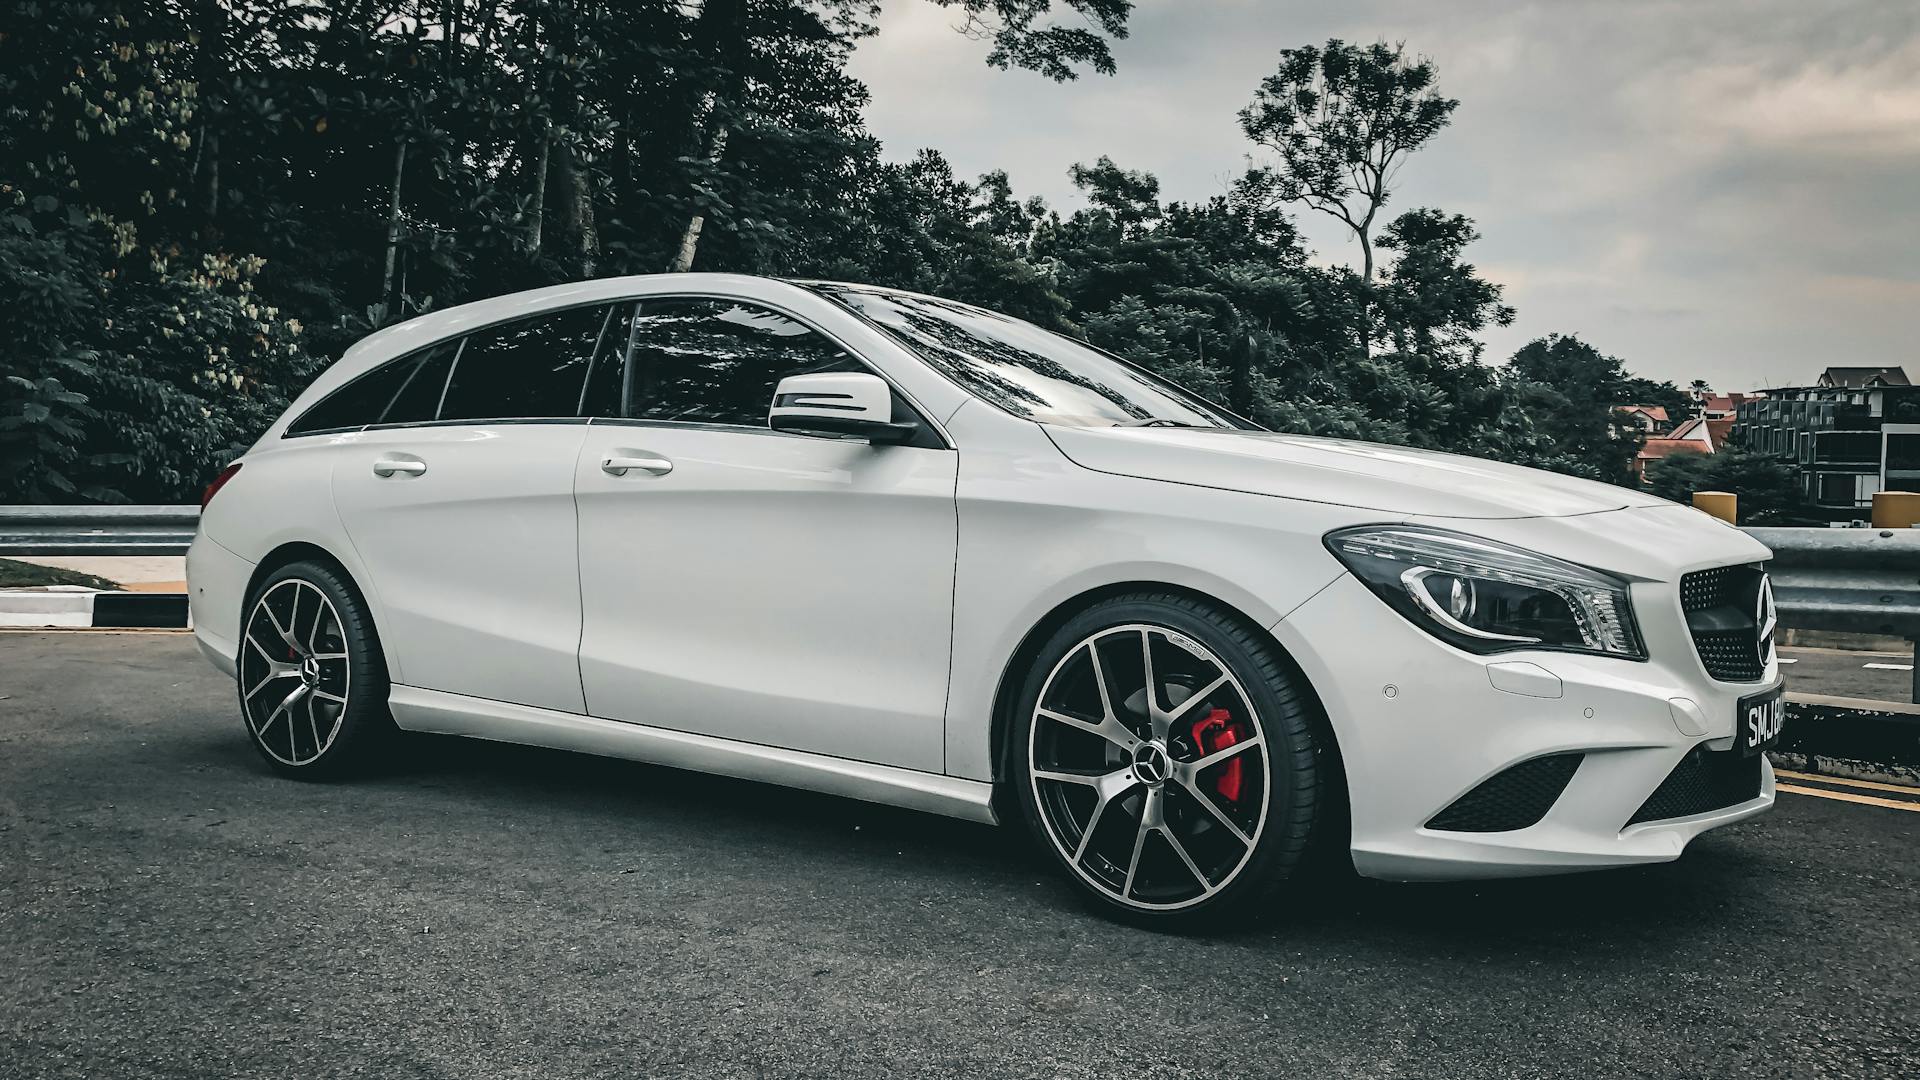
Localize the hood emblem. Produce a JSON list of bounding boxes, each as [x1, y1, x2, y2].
[[1754, 575, 1777, 667]]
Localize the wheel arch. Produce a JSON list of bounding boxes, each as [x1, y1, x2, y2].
[[243, 539, 404, 686], [985, 581, 1350, 844], [243, 541, 356, 605]]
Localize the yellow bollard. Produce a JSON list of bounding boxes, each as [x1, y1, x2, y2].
[[1871, 491, 1920, 529], [1692, 491, 1737, 524]]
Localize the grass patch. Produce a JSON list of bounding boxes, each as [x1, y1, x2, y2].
[[0, 558, 120, 591]]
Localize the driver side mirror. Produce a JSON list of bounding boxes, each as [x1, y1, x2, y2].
[[768, 372, 920, 445]]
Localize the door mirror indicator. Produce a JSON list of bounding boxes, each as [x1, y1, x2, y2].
[[768, 372, 918, 445]]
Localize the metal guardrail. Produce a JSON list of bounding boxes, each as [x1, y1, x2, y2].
[[0, 505, 199, 556], [1747, 526, 1920, 703], [3, 509, 1918, 639], [1745, 527, 1920, 639]]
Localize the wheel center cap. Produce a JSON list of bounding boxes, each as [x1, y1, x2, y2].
[[1131, 740, 1171, 786], [299, 657, 320, 687]]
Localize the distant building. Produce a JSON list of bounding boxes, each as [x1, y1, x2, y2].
[[1634, 415, 1734, 481], [1691, 392, 1754, 419], [1816, 367, 1910, 389], [1616, 404, 1671, 434], [1732, 366, 1920, 516]]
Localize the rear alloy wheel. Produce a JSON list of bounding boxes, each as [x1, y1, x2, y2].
[[1014, 595, 1322, 924], [238, 561, 390, 778]]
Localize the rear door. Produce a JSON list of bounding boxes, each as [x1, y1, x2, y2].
[[331, 303, 620, 714], [573, 296, 958, 772]]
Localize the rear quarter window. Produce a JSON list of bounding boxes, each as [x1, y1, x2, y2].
[[285, 352, 429, 435], [437, 304, 610, 422]]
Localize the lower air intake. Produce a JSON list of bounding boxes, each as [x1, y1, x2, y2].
[[1627, 748, 1764, 826], [1427, 753, 1584, 833]]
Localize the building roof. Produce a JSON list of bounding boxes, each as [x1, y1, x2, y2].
[[1818, 366, 1910, 388], [1667, 416, 1706, 440], [1619, 404, 1669, 421], [1697, 392, 1754, 413], [1663, 416, 1734, 450], [1635, 438, 1709, 463]]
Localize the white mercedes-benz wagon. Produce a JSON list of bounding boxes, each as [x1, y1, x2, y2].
[[188, 273, 1782, 925]]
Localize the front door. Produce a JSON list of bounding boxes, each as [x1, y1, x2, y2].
[[573, 297, 958, 772]]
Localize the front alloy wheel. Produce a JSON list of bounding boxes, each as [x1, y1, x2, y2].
[[1015, 594, 1323, 923]]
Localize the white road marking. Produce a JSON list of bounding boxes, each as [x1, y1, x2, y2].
[[1862, 662, 1914, 671], [1777, 658, 1797, 664]]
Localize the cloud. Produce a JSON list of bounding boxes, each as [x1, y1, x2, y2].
[[1634, 37, 1920, 153], [847, 0, 1920, 392]]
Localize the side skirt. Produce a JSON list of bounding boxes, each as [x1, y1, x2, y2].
[[387, 685, 1000, 825]]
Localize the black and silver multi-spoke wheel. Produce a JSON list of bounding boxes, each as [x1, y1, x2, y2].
[[1012, 593, 1324, 925], [238, 560, 390, 778]]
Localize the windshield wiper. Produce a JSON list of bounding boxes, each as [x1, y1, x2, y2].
[[1115, 418, 1200, 428]]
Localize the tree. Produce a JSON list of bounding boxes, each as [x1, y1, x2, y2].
[[1373, 208, 1513, 362], [666, 0, 1134, 272], [1, 14, 1709, 506], [934, 0, 1133, 81], [1504, 335, 1645, 484], [1239, 39, 1456, 357], [0, 0, 314, 503]]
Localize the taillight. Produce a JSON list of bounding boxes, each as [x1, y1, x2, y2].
[[202, 462, 243, 508]]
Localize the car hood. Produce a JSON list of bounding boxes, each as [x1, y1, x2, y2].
[[1044, 425, 1672, 520]]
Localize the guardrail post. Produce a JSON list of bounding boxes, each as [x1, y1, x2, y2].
[[1693, 491, 1737, 524], [1873, 492, 1920, 530]]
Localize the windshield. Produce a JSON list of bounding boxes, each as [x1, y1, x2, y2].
[[804, 283, 1242, 429]]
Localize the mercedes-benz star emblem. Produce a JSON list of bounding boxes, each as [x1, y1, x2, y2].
[[1131, 741, 1171, 786], [1754, 575, 1777, 666]]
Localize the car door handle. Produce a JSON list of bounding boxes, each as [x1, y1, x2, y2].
[[602, 455, 673, 477], [372, 457, 427, 477]]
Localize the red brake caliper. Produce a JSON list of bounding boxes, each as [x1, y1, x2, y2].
[[1190, 707, 1245, 804]]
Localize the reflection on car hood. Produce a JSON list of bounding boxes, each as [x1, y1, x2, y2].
[[1045, 426, 1673, 519]]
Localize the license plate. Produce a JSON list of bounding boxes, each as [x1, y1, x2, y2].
[[1737, 686, 1785, 757]]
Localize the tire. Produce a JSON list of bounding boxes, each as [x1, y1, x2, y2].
[[236, 559, 393, 779], [1010, 592, 1323, 928]]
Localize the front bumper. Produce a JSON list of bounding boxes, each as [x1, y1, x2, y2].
[[1272, 573, 1778, 882]]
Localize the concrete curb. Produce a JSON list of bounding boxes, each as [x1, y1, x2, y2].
[[0, 590, 190, 629], [1782, 695, 1920, 786]]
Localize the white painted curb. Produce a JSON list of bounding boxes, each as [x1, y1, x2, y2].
[[0, 590, 191, 629], [0, 591, 96, 628]]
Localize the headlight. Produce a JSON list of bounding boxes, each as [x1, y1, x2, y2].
[[1325, 526, 1644, 659]]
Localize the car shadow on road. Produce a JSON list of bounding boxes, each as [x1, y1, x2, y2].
[[350, 730, 1769, 956]]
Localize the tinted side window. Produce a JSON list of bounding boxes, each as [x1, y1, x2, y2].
[[286, 354, 424, 435], [378, 340, 459, 426], [579, 302, 637, 419], [628, 299, 861, 426], [438, 304, 611, 422]]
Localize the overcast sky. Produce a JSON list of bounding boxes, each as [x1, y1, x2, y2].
[[847, 0, 1920, 392]]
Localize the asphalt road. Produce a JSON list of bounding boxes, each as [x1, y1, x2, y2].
[[3, 633, 1917, 1079], [1778, 645, 1915, 703]]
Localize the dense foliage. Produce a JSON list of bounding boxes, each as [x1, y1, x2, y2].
[[1645, 448, 1813, 525], [2, 3, 1699, 503]]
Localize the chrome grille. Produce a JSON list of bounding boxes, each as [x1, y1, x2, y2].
[[1678, 564, 1770, 683], [1680, 564, 1740, 613]]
